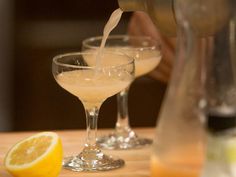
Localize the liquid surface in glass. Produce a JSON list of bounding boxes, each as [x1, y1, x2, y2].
[[56, 69, 130, 103], [86, 47, 161, 78]]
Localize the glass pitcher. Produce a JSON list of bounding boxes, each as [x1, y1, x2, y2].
[[149, 1, 234, 177], [150, 26, 208, 177], [118, 0, 235, 176]]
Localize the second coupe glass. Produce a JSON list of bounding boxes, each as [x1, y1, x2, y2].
[[82, 35, 162, 149]]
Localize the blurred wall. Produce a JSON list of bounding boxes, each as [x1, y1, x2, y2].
[[11, 0, 166, 131], [0, 0, 14, 131]]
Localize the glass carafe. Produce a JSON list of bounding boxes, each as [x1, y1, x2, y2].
[[149, 0, 235, 177], [150, 28, 208, 177]]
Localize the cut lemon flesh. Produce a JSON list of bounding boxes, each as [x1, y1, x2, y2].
[[4, 132, 63, 177]]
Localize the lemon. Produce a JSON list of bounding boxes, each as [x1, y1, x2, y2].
[[4, 132, 63, 177]]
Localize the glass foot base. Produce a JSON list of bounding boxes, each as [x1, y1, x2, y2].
[[97, 132, 153, 150], [63, 154, 125, 172]]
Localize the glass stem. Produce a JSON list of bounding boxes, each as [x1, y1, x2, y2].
[[78, 103, 104, 162], [84, 104, 101, 146], [116, 87, 131, 132]]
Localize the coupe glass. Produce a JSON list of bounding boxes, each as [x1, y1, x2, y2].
[[52, 51, 134, 171], [82, 35, 162, 149]]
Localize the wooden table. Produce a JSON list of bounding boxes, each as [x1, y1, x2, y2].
[[0, 128, 154, 177]]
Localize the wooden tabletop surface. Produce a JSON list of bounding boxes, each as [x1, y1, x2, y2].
[[0, 128, 155, 177]]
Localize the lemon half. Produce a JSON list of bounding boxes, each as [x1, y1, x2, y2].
[[4, 132, 63, 177]]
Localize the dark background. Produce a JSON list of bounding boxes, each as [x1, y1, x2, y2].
[[0, 0, 166, 131]]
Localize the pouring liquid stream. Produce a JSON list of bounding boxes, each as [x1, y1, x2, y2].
[[95, 8, 123, 70]]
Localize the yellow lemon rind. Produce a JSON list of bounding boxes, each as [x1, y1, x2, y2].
[[4, 132, 63, 177]]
